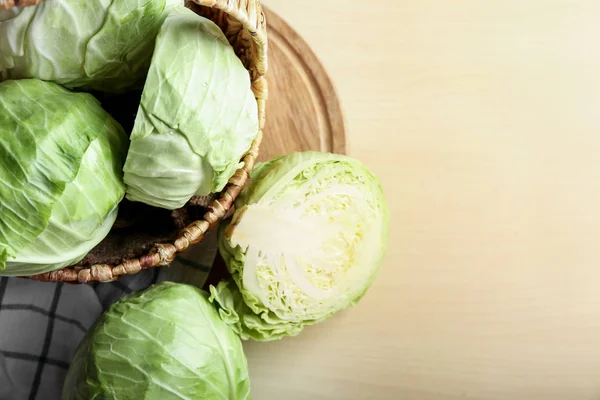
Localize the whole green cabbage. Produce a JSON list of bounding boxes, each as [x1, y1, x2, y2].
[[210, 152, 390, 340], [63, 282, 252, 400], [0, 0, 181, 92], [123, 6, 259, 210], [0, 79, 127, 276]]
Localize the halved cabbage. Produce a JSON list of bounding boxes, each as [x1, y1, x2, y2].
[[0, 79, 127, 276], [210, 151, 389, 340], [123, 7, 259, 210]]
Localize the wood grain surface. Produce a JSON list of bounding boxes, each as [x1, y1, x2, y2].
[[244, 1, 600, 400], [258, 6, 346, 161]]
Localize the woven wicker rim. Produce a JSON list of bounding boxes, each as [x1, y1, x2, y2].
[[1, 0, 268, 283]]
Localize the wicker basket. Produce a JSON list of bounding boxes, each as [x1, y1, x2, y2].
[[0, 0, 268, 283]]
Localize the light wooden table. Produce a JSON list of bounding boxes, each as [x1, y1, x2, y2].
[[246, 1, 600, 399]]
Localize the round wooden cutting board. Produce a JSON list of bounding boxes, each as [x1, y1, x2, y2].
[[258, 7, 347, 160], [205, 7, 347, 284]]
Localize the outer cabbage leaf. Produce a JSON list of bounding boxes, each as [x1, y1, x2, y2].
[[0, 0, 181, 92], [0, 79, 126, 276], [210, 152, 390, 340], [62, 282, 252, 400], [123, 7, 259, 210]]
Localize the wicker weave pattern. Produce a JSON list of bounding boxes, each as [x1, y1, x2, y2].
[[1, 0, 268, 283]]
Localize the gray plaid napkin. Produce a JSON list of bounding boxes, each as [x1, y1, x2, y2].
[[0, 230, 217, 400], [0, 279, 101, 400]]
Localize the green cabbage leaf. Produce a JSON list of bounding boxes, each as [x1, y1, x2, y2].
[[0, 0, 181, 92], [63, 282, 252, 400], [0, 79, 126, 276], [123, 7, 259, 210]]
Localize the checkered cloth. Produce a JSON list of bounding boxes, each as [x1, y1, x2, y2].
[[0, 230, 217, 400]]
